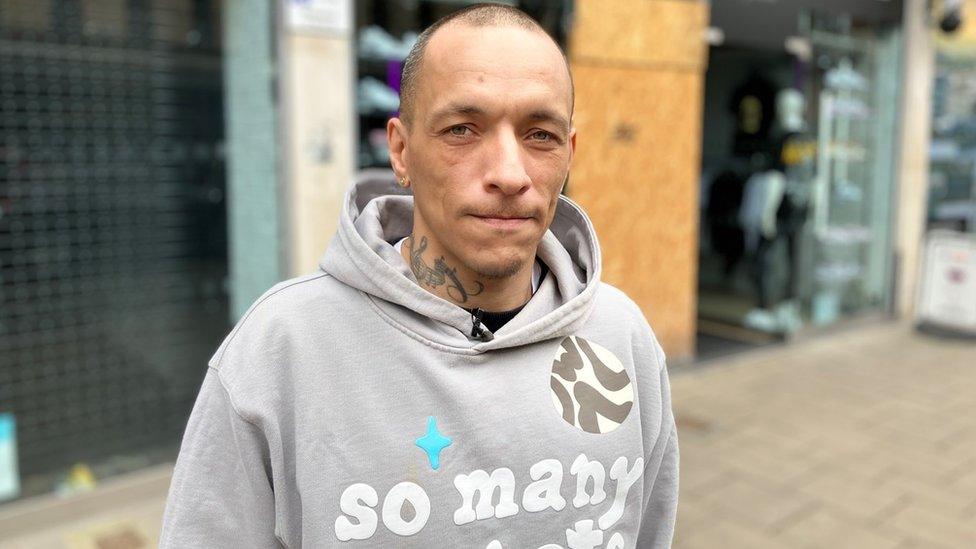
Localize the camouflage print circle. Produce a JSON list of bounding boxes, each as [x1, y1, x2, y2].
[[549, 336, 634, 434]]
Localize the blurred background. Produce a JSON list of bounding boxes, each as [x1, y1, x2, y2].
[[0, 0, 974, 547]]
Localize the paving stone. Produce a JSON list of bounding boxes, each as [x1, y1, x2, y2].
[[711, 440, 821, 488], [678, 453, 734, 497], [883, 476, 976, 520], [778, 507, 904, 549], [796, 469, 908, 523], [673, 321, 976, 549], [691, 476, 817, 530], [890, 535, 957, 549], [881, 503, 976, 547], [675, 517, 799, 549], [674, 496, 710, 534]]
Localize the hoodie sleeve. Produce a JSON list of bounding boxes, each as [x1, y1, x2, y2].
[[160, 368, 282, 549], [635, 348, 680, 548]]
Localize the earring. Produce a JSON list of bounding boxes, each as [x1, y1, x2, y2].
[[398, 175, 409, 187]]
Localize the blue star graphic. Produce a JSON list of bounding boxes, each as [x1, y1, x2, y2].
[[415, 416, 452, 470]]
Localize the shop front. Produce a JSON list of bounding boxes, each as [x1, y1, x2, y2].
[[0, 1, 228, 502], [697, 0, 904, 357]]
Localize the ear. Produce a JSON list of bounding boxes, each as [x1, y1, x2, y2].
[[387, 117, 409, 179], [562, 126, 577, 195], [568, 126, 577, 161]]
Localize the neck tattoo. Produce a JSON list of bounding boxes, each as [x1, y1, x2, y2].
[[407, 235, 484, 304]]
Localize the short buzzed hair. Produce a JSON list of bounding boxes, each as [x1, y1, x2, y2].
[[398, 3, 573, 126]]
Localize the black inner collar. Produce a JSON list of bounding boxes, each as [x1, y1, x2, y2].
[[462, 261, 549, 333]]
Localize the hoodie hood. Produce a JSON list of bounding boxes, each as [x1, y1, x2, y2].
[[319, 169, 602, 353]]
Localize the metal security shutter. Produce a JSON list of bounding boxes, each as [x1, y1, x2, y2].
[[0, 0, 228, 499]]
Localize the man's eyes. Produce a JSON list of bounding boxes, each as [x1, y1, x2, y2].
[[442, 125, 558, 143]]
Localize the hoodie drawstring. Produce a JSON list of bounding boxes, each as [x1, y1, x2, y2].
[[469, 308, 494, 342]]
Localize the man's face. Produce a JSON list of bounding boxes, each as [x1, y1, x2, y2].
[[389, 23, 576, 280]]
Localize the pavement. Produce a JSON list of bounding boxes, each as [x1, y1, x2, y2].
[[672, 321, 976, 548], [0, 320, 973, 548]]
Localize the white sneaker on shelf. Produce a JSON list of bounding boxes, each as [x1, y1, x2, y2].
[[359, 25, 406, 60], [358, 77, 400, 114]]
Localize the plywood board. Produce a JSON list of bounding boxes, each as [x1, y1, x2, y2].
[[570, 0, 709, 70], [568, 63, 703, 360]]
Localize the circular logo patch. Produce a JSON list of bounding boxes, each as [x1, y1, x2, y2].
[[550, 336, 634, 434]]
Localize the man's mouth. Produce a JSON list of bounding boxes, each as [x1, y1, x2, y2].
[[471, 214, 533, 229]]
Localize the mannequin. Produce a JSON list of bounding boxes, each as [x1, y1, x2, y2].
[[741, 88, 814, 333]]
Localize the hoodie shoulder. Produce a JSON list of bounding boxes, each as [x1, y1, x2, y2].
[[594, 281, 667, 369], [204, 271, 367, 420], [207, 271, 360, 375], [595, 281, 649, 328]]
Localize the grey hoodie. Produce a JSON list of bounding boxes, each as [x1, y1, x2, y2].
[[160, 171, 678, 549]]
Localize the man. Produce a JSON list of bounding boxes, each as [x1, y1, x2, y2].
[[161, 4, 677, 548]]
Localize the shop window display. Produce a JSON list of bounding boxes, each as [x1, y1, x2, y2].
[[698, 48, 805, 339], [697, 11, 900, 350], [806, 23, 900, 328], [929, 52, 976, 234], [738, 88, 815, 333]]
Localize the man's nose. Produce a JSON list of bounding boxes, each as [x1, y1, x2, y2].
[[484, 131, 531, 195]]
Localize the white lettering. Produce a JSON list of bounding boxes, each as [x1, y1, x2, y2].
[[381, 481, 430, 536], [453, 467, 520, 525], [522, 459, 567, 513], [570, 454, 607, 508], [597, 456, 644, 530], [566, 519, 603, 549], [334, 483, 378, 541], [606, 532, 625, 549]]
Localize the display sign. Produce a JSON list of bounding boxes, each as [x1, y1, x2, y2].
[[286, 0, 351, 36], [917, 230, 976, 334], [0, 413, 19, 501]]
